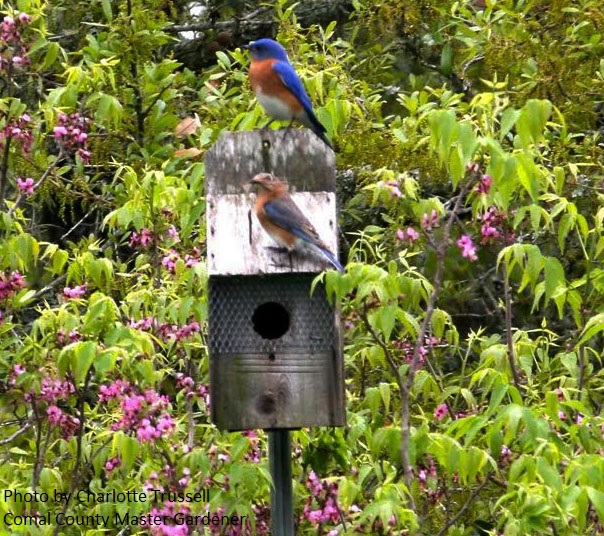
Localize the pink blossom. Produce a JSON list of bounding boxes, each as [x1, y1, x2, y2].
[[476, 174, 492, 194], [140, 228, 153, 246], [457, 235, 477, 261], [167, 226, 179, 240], [161, 250, 179, 273], [16, 177, 35, 195], [0, 115, 33, 153], [396, 226, 420, 243], [434, 403, 448, 421], [481, 223, 500, 241], [129, 229, 155, 247], [8, 364, 25, 387], [105, 456, 121, 473], [52, 112, 91, 161], [47, 405, 63, 425], [62, 284, 87, 299], [377, 179, 402, 198], [53, 126, 68, 138], [421, 209, 439, 230]]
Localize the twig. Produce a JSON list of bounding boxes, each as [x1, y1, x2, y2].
[[60, 206, 96, 242], [0, 420, 32, 446], [401, 179, 473, 492], [29, 274, 67, 301], [435, 472, 494, 536]]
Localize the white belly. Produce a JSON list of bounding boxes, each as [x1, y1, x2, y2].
[[256, 92, 296, 121]]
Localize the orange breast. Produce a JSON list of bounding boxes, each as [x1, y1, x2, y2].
[[249, 59, 303, 116]]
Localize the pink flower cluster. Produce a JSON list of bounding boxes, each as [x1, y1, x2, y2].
[[0, 113, 33, 153], [62, 283, 87, 299], [301, 470, 341, 528], [422, 209, 439, 230], [18, 372, 79, 440], [161, 248, 200, 273], [1, 13, 32, 71], [241, 430, 261, 463], [175, 375, 210, 406], [46, 405, 80, 439], [457, 234, 477, 261], [434, 403, 448, 421], [0, 270, 26, 299], [8, 364, 26, 387], [130, 228, 155, 247], [52, 112, 91, 162], [393, 336, 439, 366], [417, 457, 437, 487], [149, 503, 191, 536], [480, 207, 515, 245], [396, 226, 420, 243], [128, 316, 201, 342], [476, 174, 492, 194], [34, 376, 77, 403], [377, 179, 402, 198], [105, 456, 121, 473], [56, 328, 82, 346], [130, 226, 180, 248], [16, 177, 35, 196], [99, 380, 175, 444]]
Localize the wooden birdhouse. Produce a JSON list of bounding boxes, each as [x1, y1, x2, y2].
[[205, 130, 345, 430]]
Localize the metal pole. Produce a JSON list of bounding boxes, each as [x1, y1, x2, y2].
[[269, 430, 294, 536]]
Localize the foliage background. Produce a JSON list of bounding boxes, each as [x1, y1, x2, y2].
[[1, 0, 604, 534]]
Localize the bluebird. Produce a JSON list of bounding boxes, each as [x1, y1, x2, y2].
[[247, 38, 333, 149], [249, 173, 343, 272]]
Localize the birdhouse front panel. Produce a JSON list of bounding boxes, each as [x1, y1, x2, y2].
[[208, 273, 345, 430], [207, 190, 338, 276]]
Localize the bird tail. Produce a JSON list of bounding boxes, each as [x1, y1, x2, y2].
[[313, 127, 334, 150], [303, 109, 334, 150], [317, 245, 344, 273]]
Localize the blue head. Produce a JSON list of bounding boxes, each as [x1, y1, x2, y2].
[[247, 38, 289, 62]]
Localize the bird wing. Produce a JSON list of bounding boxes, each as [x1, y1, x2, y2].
[[272, 61, 314, 116], [263, 195, 322, 245]]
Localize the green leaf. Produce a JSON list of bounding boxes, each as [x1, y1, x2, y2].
[[499, 107, 519, 140], [72, 341, 97, 384], [578, 313, 604, 345], [516, 99, 552, 148], [379, 382, 391, 412], [489, 429, 503, 459], [537, 458, 562, 493], [42, 42, 61, 69], [95, 348, 118, 378], [102, 0, 113, 21], [487, 384, 508, 415], [440, 42, 452, 74], [586, 487, 604, 525], [544, 256, 565, 304], [114, 433, 139, 472], [365, 387, 381, 419], [97, 93, 123, 127]]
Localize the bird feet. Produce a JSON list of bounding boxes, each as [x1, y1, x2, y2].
[[265, 246, 295, 271]]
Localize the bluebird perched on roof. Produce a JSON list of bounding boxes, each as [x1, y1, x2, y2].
[[247, 38, 333, 149], [249, 173, 343, 272]]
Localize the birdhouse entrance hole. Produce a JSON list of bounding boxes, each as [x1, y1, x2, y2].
[[252, 301, 290, 340]]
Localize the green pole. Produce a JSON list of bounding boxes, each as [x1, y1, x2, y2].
[[269, 430, 294, 535]]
